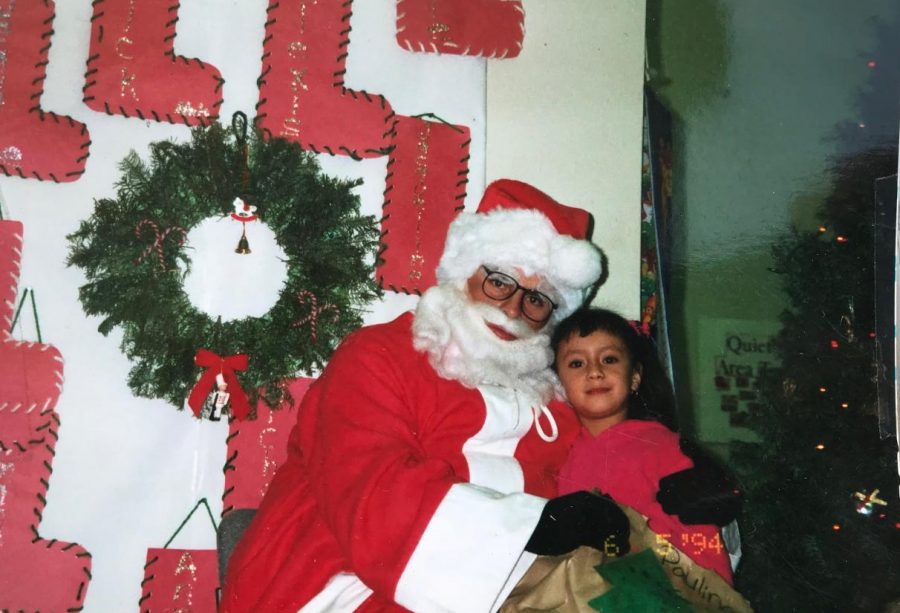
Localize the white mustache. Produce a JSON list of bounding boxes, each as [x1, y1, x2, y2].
[[412, 283, 558, 401], [467, 300, 538, 339]]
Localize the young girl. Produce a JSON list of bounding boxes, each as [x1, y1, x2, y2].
[[551, 307, 733, 584]]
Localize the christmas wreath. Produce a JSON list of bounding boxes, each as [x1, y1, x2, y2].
[[67, 116, 382, 418]]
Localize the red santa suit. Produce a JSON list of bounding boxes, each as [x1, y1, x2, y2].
[[222, 179, 604, 612], [220, 312, 580, 612]]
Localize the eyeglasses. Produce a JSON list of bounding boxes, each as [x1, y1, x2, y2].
[[480, 266, 558, 323]]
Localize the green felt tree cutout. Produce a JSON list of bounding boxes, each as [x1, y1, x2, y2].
[[588, 550, 692, 613]]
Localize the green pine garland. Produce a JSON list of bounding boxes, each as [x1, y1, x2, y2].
[[67, 119, 382, 414]]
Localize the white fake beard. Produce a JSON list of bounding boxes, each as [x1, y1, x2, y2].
[[411, 284, 559, 402]]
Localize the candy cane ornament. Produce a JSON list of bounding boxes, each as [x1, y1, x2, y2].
[[133, 219, 188, 272], [291, 290, 340, 344]]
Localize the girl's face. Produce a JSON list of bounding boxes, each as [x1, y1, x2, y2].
[[555, 329, 641, 436]]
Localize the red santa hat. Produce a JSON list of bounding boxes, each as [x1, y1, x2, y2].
[[436, 179, 602, 321]]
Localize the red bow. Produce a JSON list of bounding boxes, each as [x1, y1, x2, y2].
[[188, 349, 250, 420]]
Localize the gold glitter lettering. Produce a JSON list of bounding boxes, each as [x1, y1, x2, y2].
[[0, 0, 15, 25], [0, 0, 15, 107], [115, 36, 135, 60], [428, 23, 450, 36], [114, 0, 139, 100], [174, 551, 198, 577], [174, 101, 210, 118], [298, 3, 307, 34], [0, 461, 13, 547], [287, 40, 307, 59], [170, 551, 197, 610], [297, 0, 320, 40], [258, 411, 277, 497], [428, 0, 453, 45], [408, 255, 424, 280], [281, 117, 301, 138], [408, 123, 431, 280], [120, 67, 139, 100], [0, 146, 22, 162], [281, 1, 320, 137], [0, 50, 7, 107], [122, 0, 137, 35], [290, 67, 309, 93]]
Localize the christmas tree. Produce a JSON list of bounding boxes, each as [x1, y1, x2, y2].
[[729, 19, 900, 612]]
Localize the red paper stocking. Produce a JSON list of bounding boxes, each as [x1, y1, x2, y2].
[[396, 0, 525, 58], [377, 116, 470, 294], [0, 0, 91, 182], [255, 0, 395, 159], [83, 0, 224, 125], [0, 221, 91, 611], [0, 436, 93, 611], [221, 378, 313, 516]]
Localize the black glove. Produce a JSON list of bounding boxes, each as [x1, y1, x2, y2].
[[525, 491, 630, 557], [656, 438, 742, 526]]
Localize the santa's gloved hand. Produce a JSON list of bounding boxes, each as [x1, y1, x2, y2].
[[525, 491, 630, 556], [656, 438, 742, 526]]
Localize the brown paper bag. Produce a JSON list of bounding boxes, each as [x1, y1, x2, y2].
[[501, 505, 753, 613]]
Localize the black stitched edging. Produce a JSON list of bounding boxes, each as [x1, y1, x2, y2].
[[220, 423, 240, 517], [223, 450, 238, 472], [138, 554, 158, 609]]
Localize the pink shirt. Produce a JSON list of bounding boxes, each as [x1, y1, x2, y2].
[[558, 419, 733, 584]]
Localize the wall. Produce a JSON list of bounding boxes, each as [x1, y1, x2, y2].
[[487, 0, 646, 318]]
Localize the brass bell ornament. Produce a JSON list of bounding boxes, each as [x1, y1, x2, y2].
[[235, 225, 251, 254]]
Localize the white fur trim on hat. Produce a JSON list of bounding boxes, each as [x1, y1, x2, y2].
[[436, 208, 602, 320]]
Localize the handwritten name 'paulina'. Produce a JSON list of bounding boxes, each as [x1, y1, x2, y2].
[[659, 545, 738, 612]]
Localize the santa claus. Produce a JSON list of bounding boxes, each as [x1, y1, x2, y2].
[[220, 179, 736, 612]]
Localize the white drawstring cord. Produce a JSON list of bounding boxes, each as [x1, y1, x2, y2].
[[531, 404, 558, 443]]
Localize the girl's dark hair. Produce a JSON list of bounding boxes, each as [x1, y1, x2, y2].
[[550, 307, 678, 431]]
